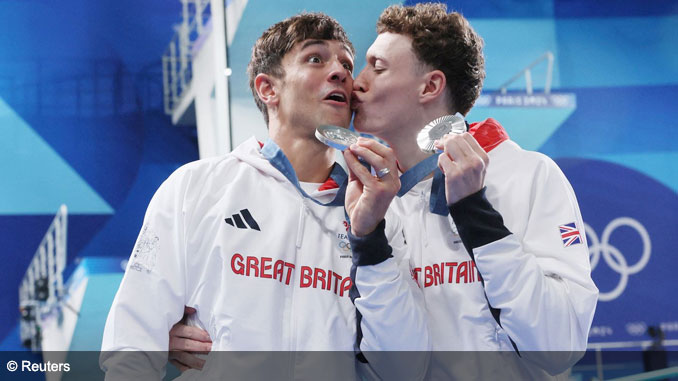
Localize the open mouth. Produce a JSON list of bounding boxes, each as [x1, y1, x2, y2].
[[324, 91, 347, 104]]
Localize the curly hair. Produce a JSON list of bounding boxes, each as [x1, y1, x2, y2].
[[377, 3, 485, 115], [247, 13, 355, 125]]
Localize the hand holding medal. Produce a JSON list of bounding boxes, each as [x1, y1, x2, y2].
[[429, 114, 490, 205], [316, 125, 399, 236]]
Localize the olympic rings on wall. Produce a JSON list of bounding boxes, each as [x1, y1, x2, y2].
[[585, 217, 651, 302]]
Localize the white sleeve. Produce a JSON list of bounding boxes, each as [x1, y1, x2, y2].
[[450, 158, 598, 375], [99, 169, 190, 380], [349, 210, 430, 381]]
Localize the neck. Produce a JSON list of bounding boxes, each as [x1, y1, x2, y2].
[[383, 106, 453, 173], [269, 123, 335, 183], [387, 133, 433, 173]]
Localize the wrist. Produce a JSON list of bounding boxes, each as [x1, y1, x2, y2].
[[347, 219, 393, 266], [351, 223, 377, 237]]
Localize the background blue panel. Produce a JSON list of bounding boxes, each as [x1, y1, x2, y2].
[[560, 158, 678, 343], [406, 0, 555, 18], [0, 97, 114, 214], [555, 16, 678, 88], [471, 19, 560, 91], [0, 0, 198, 343], [467, 103, 575, 151], [554, 0, 678, 18], [581, 151, 678, 193], [539, 85, 678, 192], [541, 86, 678, 155]]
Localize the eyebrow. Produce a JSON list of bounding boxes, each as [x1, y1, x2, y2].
[[300, 39, 328, 51], [300, 39, 354, 60]]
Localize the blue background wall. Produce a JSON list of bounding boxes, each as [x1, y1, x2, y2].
[[1, 0, 676, 348], [0, 0, 199, 345]]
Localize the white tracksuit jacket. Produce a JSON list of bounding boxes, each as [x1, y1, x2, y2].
[[100, 137, 429, 380], [393, 118, 598, 380]]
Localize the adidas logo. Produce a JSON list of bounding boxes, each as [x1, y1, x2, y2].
[[225, 209, 260, 231]]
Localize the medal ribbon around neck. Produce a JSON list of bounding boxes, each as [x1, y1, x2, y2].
[[397, 154, 449, 216], [261, 139, 347, 207]]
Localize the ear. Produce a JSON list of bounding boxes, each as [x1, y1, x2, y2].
[[254, 73, 279, 107], [419, 69, 446, 105]]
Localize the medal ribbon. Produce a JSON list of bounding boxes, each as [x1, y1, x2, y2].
[[261, 139, 347, 207], [397, 154, 449, 216]]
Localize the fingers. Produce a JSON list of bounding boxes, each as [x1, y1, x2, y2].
[[342, 150, 359, 183], [170, 359, 190, 373], [461, 133, 489, 166], [436, 132, 489, 205], [168, 307, 210, 373], [437, 153, 460, 178], [435, 134, 465, 160], [169, 323, 212, 353], [171, 329, 212, 349], [348, 142, 389, 173], [170, 323, 212, 343], [347, 138, 398, 180], [343, 149, 376, 186], [169, 351, 206, 372], [170, 335, 212, 353], [437, 152, 451, 172], [353, 137, 393, 160], [434, 133, 488, 168], [435, 133, 469, 160]]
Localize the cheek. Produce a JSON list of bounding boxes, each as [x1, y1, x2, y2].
[[373, 83, 408, 111], [378, 75, 409, 97]]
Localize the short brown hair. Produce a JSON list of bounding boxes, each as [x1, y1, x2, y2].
[[247, 13, 355, 125], [377, 3, 485, 115]]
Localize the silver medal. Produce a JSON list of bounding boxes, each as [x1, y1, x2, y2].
[[315, 125, 360, 151], [417, 113, 467, 153]]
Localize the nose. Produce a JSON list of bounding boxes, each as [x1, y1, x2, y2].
[[327, 59, 348, 84], [353, 68, 367, 93]]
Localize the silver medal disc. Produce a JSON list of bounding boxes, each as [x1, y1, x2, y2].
[[315, 125, 360, 151], [417, 113, 467, 153]]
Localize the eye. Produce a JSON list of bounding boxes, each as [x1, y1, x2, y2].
[[307, 55, 322, 64], [342, 62, 353, 73]]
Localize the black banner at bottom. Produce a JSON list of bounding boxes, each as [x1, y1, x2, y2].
[[0, 350, 676, 381]]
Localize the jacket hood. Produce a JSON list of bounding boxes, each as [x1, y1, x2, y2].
[[230, 136, 289, 183], [230, 136, 342, 194]]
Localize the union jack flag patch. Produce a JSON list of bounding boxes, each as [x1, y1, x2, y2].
[[559, 222, 582, 247]]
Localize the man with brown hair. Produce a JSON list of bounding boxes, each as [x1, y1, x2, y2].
[[351, 3, 598, 379], [100, 12, 428, 380]]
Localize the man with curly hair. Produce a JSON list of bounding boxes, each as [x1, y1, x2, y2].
[[350, 3, 598, 379]]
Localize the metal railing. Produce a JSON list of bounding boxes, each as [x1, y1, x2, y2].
[[162, 0, 212, 115], [498, 51, 554, 95], [588, 340, 678, 351], [18, 204, 68, 352], [608, 367, 678, 381], [584, 340, 678, 381]]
